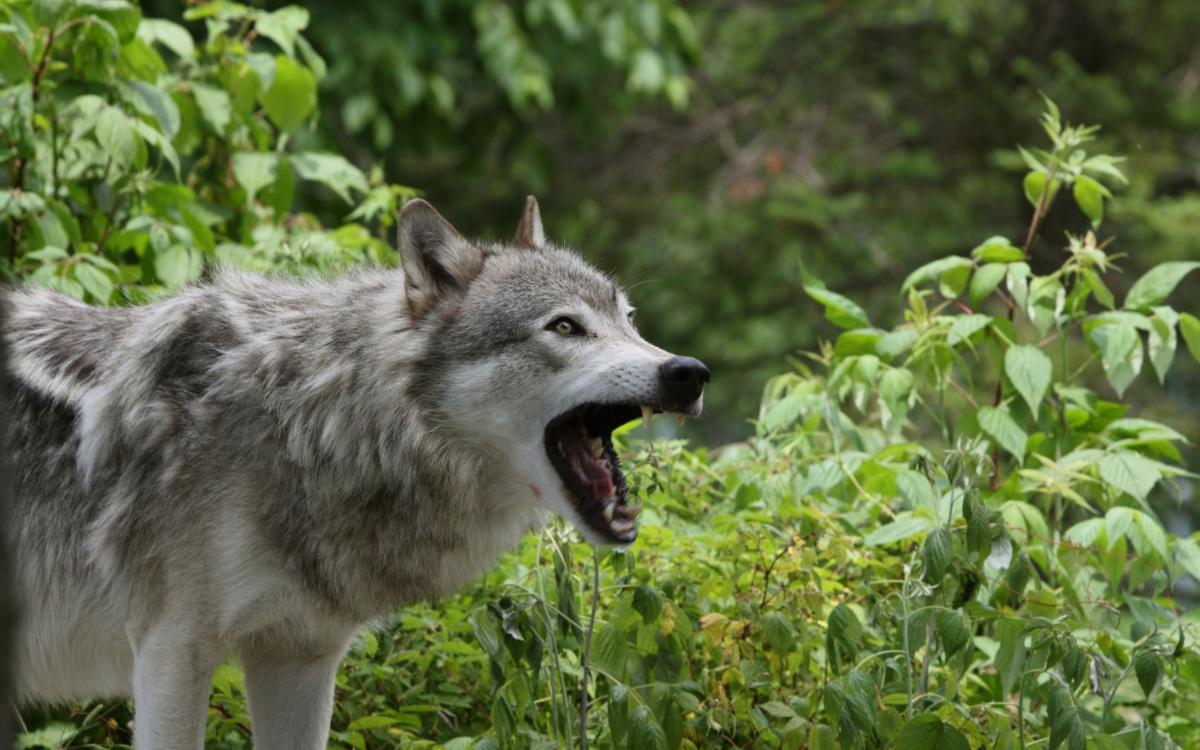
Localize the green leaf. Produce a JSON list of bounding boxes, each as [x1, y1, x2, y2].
[[471, 609, 503, 658], [970, 236, 1024, 263], [1134, 650, 1161, 697], [125, 79, 180, 138], [1007, 262, 1031, 309], [923, 527, 952, 582], [758, 701, 797, 719], [1005, 344, 1052, 416], [95, 107, 137, 170], [347, 715, 398, 731], [878, 367, 914, 431], [808, 725, 837, 750], [192, 83, 232, 132], [591, 623, 628, 681], [632, 584, 662, 622], [937, 610, 969, 656], [876, 329, 917, 359], [803, 278, 870, 329], [967, 510, 992, 561], [940, 263, 971, 299], [994, 618, 1026, 696], [1180, 313, 1200, 363], [153, 245, 195, 287], [1081, 268, 1115, 310], [894, 714, 970, 750], [68, 0, 141, 42], [24, 246, 68, 262], [1098, 451, 1160, 502], [609, 683, 629, 746], [978, 405, 1027, 460], [879, 367, 914, 404], [763, 612, 796, 654], [947, 313, 991, 346], [137, 18, 194, 59], [1175, 539, 1200, 582], [291, 152, 369, 204], [825, 603, 863, 669], [628, 705, 667, 750], [1147, 308, 1178, 383], [1073, 175, 1110, 226], [863, 514, 934, 546], [969, 263, 1008, 307], [1082, 154, 1128, 184], [833, 328, 883, 357], [254, 6, 310, 57], [1124, 261, 1200, 310], [1092, 323, 1142, 397], [74, 264, 113, 304], [261, 54, 316, 132], [901, 256, 972, 294], [232, 152, 279, 203], [1023, 171, 1059, 207]]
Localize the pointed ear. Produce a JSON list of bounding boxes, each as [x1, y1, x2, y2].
[[397, 199, 483, 317], [513, 195, 545, 248]]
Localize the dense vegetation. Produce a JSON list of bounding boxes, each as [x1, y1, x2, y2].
[[2, 1, 1198, 749]]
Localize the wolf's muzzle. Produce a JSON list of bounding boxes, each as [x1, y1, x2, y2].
[[659, 356, 710, 404]]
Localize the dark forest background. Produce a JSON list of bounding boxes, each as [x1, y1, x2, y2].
[[132, 0, 1200, 446]]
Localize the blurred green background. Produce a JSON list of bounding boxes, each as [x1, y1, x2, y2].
[[130, 0, 1200, 449]]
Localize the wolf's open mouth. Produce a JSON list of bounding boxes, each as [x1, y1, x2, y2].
[[544, 403, 646, 543]]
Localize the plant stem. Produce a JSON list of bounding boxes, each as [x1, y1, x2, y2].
[[578, 550, 601, 750], [902, 575, 914, 718], [1017, 673, 1026, 750]]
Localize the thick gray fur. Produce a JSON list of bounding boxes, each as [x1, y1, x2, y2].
[[3, 198, 704, 749], [1, 298, 14, 750]]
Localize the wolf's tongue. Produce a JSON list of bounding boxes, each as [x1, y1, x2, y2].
[[563, 429, 615, 499]]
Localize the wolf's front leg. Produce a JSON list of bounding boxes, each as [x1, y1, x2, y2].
[[129, 627, 218, 750], [240, 638, 352, 750]]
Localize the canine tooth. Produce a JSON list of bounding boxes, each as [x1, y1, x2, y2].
[[621, 504, 643, 519], [641, 405, 653, 429], [603, 503, 615, 523], [587, 436, 604, 458], [675, 413, 686, 427]]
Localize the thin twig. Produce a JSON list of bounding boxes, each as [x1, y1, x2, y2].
[[947, 377, 981, 409]]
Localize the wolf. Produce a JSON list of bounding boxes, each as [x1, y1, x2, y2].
[[3, 197, 709, 749]]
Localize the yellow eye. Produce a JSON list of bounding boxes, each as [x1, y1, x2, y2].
[[549, 317, 581, 336]]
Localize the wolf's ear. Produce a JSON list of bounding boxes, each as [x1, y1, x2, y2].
[[513, 195, 545, 248], [397, 199, 484, 317]]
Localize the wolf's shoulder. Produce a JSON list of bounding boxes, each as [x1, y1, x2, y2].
[[3, 286, 143, 405], [2, 283, 240, 406]]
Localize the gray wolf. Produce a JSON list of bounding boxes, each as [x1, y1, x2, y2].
[[2, 197, 708, 749]]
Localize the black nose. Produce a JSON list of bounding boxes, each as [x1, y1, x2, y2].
[[659, 356, 710, 403]]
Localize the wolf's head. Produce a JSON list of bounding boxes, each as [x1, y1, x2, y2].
[[399, 197, 708, 545]]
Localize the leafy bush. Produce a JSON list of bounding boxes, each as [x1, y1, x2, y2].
[[1, 0, 416, 296], [4, 2, 1198, 749]]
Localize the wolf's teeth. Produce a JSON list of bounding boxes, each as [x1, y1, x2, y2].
[[611, 518, 636, 534], [641, 405, 653, 429], [619, 504, 642, 520], [675, 413, 686, 427], [603, 503, 615, 523], [587, 436, 604, 458]]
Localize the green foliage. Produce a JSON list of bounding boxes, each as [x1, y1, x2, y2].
[[0, 0, 415, 296]]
